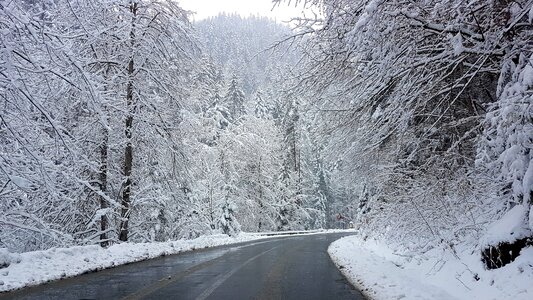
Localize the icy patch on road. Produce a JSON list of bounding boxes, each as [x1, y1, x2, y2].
[[328, 235, 533, 300], [0, 233, 269, 293]]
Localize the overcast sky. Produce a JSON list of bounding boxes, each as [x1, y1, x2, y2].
[[178, 0, 309, 22]]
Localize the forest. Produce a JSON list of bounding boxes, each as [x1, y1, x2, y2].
[[1, 0, 532, 273]]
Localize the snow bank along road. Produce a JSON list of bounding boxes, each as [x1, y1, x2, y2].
[[1, 233, 364, 300]]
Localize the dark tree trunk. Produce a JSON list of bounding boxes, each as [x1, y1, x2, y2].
[[99, 126, 109, 247], [258, 158, 263, 230], [119, 1, 137, 242]]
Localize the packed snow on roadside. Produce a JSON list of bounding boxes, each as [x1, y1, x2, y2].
[[329, 235, 533, 300], [0, 233, 270, 293]]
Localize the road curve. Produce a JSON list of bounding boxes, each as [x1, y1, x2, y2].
[[1, 233, 365, 300]]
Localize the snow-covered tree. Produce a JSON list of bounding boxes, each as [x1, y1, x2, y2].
[[274, 0, 533, 266], [0, 0, 198, 250], [224, 75, 247, 122]]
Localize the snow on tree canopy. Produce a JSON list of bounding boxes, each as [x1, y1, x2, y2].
[[478, 53, 533, 208], [8, 175, 33, 190]]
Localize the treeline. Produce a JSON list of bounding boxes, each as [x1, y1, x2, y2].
[[278, 0, 533, 266], [0, 1, 339, 252]]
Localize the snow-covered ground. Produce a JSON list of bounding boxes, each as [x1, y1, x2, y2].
[[328, 235, 533, 300]]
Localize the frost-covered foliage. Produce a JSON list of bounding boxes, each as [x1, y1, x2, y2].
[[0, 0, 199, 251], [190, 14, 334, 233], [478, 53, 533, 209], [0, 4, 328, 253], [276, 0, 533, 259]]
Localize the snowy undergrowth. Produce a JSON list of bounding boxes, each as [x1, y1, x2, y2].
[[329, 235, 533, 300], [0, 233, 272, 293]]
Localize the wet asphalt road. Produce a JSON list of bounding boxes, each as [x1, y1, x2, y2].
[[1, 233, 365, 300]]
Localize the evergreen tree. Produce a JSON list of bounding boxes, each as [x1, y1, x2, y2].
[[224, 75, 246, 122]]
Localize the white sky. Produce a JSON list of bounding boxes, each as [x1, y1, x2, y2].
[[177, 0, 309, 23]]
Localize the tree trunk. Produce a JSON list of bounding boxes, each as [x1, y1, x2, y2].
[[209, 182, 215, 229], [99, 125, 109, 247], [258, 158, 263, 230], [119, 1, 137, 242]]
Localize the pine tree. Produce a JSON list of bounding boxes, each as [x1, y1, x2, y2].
[[224, 75, 246, 122]]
